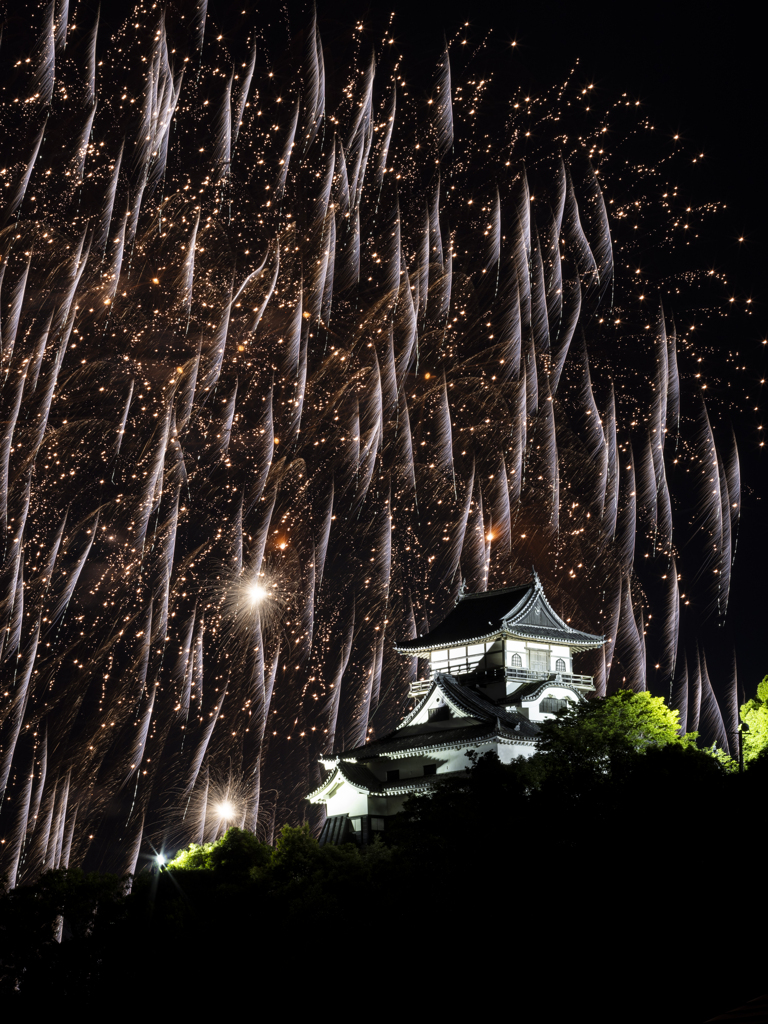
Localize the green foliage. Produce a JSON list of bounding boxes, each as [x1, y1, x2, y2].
[[157, 822, 394, 937], [563, 688, 690, 747], [707, 744, 739, 773], [269, 823, 323, 883], [740, 675, 768, 764], [207, 826, 272, 874], [165, 841, 216, 871], [165, 827, 272, 875], [532, 689, 696, 777]]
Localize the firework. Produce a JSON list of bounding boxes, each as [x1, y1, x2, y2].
[[0, 1, 749, 880]]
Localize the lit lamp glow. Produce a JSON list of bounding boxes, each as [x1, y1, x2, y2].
[[217, 800, 235, 820], [247, 582, 267, 606]]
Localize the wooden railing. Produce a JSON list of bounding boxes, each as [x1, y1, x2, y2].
[[408, 667, 594, 699]]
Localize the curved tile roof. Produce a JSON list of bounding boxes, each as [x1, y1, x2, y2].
[[334, 672, 539, 762], [395, 585, 529, 652], [437, 674, 538, 733], [334, 719, 538, 765], [395, 575, 604, 653], [336, 760, 381, 791], [505, 623, 602, 646], [499, 679, 588, 703]]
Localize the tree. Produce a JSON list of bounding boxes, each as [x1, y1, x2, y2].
[[389, 749, 528, 865], [165, 841, 216, 871], [533, 688, 697, 776], [207, 826, 272, 875], [740, 676, 768, 764], [164, 827, 271, 875], [269, 823, 324, 884], [0, 869, 128, 1002]]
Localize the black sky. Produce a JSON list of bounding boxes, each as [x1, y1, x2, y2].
[[42, 0, 768, 687], [245, 0, 768, 689], [193, 0, 768, 689]]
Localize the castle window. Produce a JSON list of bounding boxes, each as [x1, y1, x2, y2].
[[386, 769, 400, 781], [540, 697, 568, 714], [555, 658, 566, 672], [371, 818, 385, 831], [510, 653, 522, 668], [530, 650, 549, 673], [424, 764, 437, 776], [448, 646, 467, 668]]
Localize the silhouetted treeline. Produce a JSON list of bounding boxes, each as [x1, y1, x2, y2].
[[2, 742, 766, 1021]]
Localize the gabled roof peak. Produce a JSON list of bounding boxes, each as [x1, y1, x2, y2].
[[395, 577, 605, 653], [402, 672, 537, 733]]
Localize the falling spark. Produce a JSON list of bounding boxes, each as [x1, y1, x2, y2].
[[0, 3, 751, 879]]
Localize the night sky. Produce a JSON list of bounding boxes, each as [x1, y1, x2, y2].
[[0, 0, 764, 876], [321, 0, 768, 680], [186, 0, 768, 672]]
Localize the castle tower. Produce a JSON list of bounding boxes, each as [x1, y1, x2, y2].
[[307, 575, 605, 845]]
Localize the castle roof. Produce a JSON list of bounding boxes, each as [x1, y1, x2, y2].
[[327, 673, 539, 763], [307, 762, 473, 803], [307, 673, 543, 807], [394, 574, 604, 654]]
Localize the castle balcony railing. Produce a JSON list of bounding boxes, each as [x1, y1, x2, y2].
[[408, 678, 436, 698], [490, 667, 595, 689], [408, 667, 594, 700]]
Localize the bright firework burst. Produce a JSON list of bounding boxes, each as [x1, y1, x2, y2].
[[0, 0, 750, 881]]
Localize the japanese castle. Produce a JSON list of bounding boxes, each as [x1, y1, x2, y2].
[[308, 573, 605, 845]]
